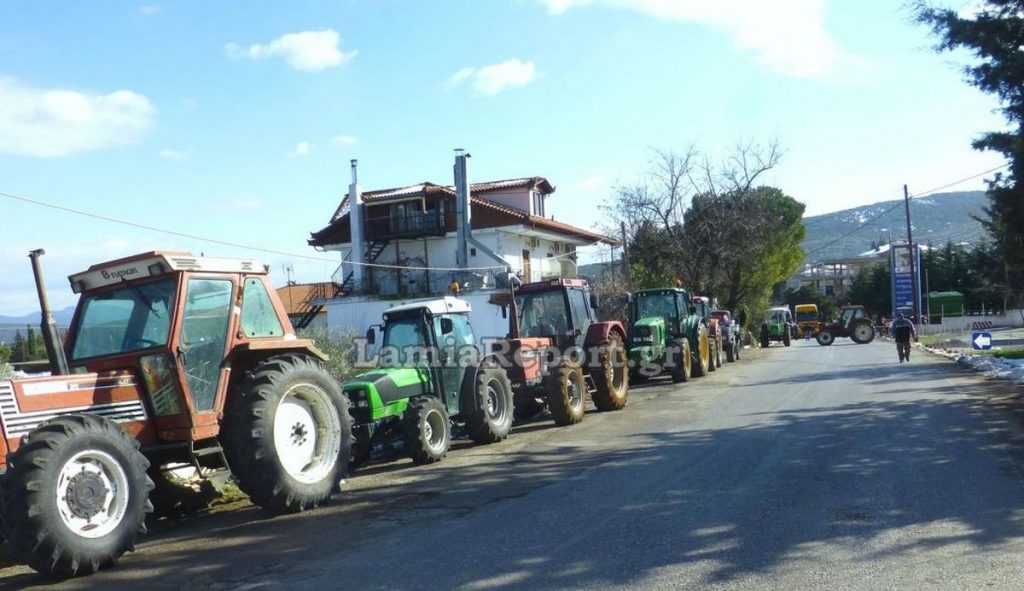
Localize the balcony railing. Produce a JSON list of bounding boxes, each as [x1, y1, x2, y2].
[[364, 210, 447, 240]]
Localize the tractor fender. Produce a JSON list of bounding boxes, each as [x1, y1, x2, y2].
[[584, 321, 626, 348]]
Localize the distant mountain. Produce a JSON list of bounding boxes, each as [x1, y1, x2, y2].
[[802, 191, 989, 262], [0, 307, 75, 345]]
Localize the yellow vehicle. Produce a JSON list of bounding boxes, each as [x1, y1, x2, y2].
[[794, 304, 821, 339]]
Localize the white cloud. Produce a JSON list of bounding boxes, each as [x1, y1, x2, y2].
[[331, 133, 358, 147], [288, 140, 313, 158], [225, 29, 356, 72], [539, 0, 865, 78], [0, 77, 155, 157], [445, 59, 537, 96], [138, 4, 159, 15], [159, 148, 190, 161]]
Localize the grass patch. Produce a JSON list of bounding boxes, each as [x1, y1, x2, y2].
[[991, 348, 1024, 360]]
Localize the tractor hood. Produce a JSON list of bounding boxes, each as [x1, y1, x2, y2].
[[343, 368, 430, 406]]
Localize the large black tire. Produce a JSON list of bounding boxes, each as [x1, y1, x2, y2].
[[850, 321, 876, 344], [147, 465, 219, 518], [783, 330, 791, 347], [465, 364, 515, 444], [816, 330, 835, 346], [545, 361, 586, 426], [401, 396, 451, 464], [735, 336, 742, 360], [760, 326, 770, 349], [708, 336, 718, 372], [222, 354, 353, 515], [668, 338, 691, 383], [1, 414, 153, 577], [726, 342, 735, 362], [692, 328, 711, 378], [591, 332, 628, 412]]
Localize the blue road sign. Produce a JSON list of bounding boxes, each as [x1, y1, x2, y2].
[[972, 331, 993, 350]]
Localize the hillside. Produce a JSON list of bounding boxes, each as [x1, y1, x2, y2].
[[801, 191, 988, 262], [0, 307, 75, 345]]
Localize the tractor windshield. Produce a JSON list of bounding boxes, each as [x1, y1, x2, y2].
[[634, 292, 677, 324], [381, 316, 432, 366], [70, 278, 176, 361], [516, 291, 569, 338]]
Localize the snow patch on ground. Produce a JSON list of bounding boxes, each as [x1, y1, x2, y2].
[[923, 342, 1024, 384]]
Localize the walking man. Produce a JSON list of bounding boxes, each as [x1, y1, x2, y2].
[[891, 313, 917, 362]]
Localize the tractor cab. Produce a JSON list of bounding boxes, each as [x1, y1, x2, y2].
[[837, 305, 867, 328], [514, 278, 600, 351]]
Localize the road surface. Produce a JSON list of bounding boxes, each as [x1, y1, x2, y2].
[[3, 340, 1024, 590]]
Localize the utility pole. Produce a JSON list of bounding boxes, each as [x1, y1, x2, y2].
[[903, 184, 920, 323], [620, 221, 630, 287]]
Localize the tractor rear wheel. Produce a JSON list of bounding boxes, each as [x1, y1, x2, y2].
[[465, 364, 515, 444], [222, 354, 353, 515], [591, 332, 628, 412], [0, 414, 153, 577], [726, 342, 735, 363], [759, 326, 770, 349], [668, 338, 691, 383], [783, 329, 791, 347], [692, 328, 711, 377], [850, 321, 876, 344], [816, 330, 835, 346], [545, 361, 586, 426], [402, 396, 451, 464]]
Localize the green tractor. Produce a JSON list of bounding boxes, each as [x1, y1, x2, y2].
[[760, 306, 796, 348], [343, 297, 515, 467], [627, 287, 711, 383]]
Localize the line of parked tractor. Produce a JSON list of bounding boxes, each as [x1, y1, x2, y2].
[[0, 250, 829, 578]]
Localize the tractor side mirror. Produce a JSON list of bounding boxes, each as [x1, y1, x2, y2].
[[589, 293, 600, 310], [365, 326, 376, 345], [440, 317, 454, 334]]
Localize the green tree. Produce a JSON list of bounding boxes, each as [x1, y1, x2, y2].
[[10, 330, 26, 363], [847, 263, 891, 318], [917, 2, 1024, 300]]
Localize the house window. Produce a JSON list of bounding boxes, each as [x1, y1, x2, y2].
[[531, 192, 545, 217]]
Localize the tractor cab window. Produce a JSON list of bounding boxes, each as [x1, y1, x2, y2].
[[180, 279, 234, 412], [635, 292, 678, 324], [240, 278, 284, 338], [71, 278, 176, 361], [517, 291, 568, 338], [569, 289, 591, 330], [841, 308, 863, 324], [382, 316, 431, 366], [435, 314, 474, 349]]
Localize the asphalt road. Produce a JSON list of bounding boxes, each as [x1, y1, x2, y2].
[[4, 339, 1024, 590]]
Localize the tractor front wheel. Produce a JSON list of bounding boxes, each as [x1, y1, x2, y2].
[[669, 338, 691, 383], [816, 330, 835, 346], [465, 364, 515, 444], [545, 361, 587, 426], [591, 332, 628, 412], [402, 396, 452, 464], [1, 414, 153, 577], [783, 329, 792, 347], [222, 354, 353, 515]]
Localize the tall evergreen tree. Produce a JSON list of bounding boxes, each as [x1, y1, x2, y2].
[[917, 2, 1024, 300]]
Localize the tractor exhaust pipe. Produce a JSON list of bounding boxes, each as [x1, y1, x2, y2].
[[29, 249, 69, 376]]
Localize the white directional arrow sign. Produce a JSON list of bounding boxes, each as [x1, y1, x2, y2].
[[972, 332, 992, 350]]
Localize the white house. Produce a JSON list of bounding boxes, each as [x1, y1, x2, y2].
[[305, 155, 617, 339]]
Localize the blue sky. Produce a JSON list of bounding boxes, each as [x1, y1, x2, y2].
[[0, 0, 1005, 315]]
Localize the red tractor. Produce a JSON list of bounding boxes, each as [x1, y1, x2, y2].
[[490, 278, 628, 426], [815, 305, 876, 346], [0, 250, 353, 577]]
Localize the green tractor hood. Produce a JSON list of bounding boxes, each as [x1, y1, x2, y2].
[[629, 316, 666, 363], [342, 367, 431, 423]]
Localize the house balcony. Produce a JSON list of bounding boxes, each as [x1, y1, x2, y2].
[[364, 210, 447, 241]]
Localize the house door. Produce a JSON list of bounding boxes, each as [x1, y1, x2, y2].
[[522, 249, 531, 282]]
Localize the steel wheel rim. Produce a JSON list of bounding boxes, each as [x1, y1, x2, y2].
[[423, 408, 447, 452], [274, 383, 341, 484], [568, 372, 583, 412], [611, 344, 626, 392], [485, 380, 508, 423], [55, 449, 129, 539], [855, 325, 872, 341]]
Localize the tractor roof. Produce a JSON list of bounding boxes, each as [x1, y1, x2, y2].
[[68, 251, 267, 294], [517, 278, 590, 293], [383, 296, 471, 317], [634, 287, 689, 295]]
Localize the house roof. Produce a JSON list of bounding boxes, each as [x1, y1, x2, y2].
[[276, 282, 334, 314]]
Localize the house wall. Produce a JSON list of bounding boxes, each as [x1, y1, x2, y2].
[[478, 189, 531, 214]]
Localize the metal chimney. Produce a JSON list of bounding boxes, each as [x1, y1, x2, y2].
[[454, 149, 472, 269], [349, 159, 366, 292]]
